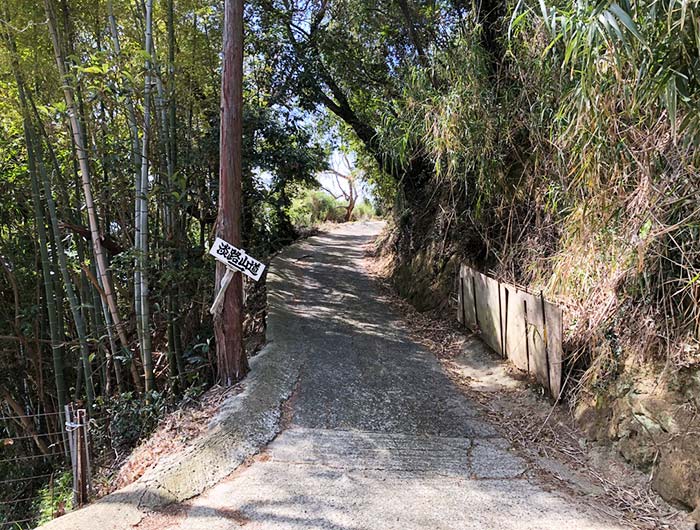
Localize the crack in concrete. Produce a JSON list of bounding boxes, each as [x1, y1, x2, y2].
[[39, 222, 634, 530]]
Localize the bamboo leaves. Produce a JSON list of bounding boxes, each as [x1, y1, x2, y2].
[[534, 0, 700, 140], [607, 3, 644, 42], [0, 0, 332, 451]]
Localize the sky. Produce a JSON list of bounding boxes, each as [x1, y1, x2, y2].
[[259, 149, 373, 202], [316, 150, 372, 202]]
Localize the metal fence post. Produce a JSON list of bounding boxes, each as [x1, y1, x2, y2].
[[75, 409, 89, 506], [65, 405, 90, 507], [65, 403, 76, 501]]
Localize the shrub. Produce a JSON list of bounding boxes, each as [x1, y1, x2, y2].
[[34, 471, 73, 526], [99, 392, 167, 454], [288, 189, 345, 227]]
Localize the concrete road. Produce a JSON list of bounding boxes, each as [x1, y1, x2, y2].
[[149, 221, 622, 530]]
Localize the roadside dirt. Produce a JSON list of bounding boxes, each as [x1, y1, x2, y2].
[[93, 267, 270, 497], [363, 243, 692, 530], [95, 383, 247, 496]]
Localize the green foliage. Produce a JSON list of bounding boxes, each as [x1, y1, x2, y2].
[[288, 189, 346, 227], [2, 0, 699, 520], [352, 200, 376, 221], [288, 187, 377, 227], [242, 105, 329, 250], [34, 471, 73, 526], [250, 0, 700, 381], [378, 28, 497, 191], [100, 392, 167, 453]]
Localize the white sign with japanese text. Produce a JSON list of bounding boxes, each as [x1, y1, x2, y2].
[[209, 237, 265, 282]]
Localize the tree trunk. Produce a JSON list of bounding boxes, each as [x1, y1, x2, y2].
[[28, 96, 126, 394], [25, 110, 96, 411], [164, 0, 184, 389], [214, 0, 249, 386], [107, 2, 145, 394], [24, 112, 69, 420], [35, 137, 95, 413]]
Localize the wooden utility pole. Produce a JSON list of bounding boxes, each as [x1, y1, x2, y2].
[[214, 0, 249, 385]]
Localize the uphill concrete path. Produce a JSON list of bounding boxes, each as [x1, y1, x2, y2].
[[137, 221, 622, 530]]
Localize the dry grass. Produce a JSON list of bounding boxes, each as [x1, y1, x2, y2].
[[364, 239, 690, 530]]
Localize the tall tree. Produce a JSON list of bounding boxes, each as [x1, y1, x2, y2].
[[1, 22, 69, 421], [16, 78, 69, 419], [106, 0, 143, 393]]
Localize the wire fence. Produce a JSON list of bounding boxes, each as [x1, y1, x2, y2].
[[0, 405, 89, 530]]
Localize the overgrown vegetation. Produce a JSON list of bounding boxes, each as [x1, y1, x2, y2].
[[34, 471, 73, 526], [2, 0, 699, 521], [0, 0, 328, 525], [245, 0, 700, 512], [288, 189, 376, 227]]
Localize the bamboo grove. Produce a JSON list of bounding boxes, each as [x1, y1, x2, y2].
[[0, 0, 326, 517]]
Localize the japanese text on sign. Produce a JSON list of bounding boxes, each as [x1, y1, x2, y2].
[[209, 237, 265, 281]]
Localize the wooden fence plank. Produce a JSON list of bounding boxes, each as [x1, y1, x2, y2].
[[461, 265, 478, 330], [501, 285, 530, 372], [457, 267, 464, 324], [473, 271, 503, 355], [526, 297, 550, 392], [544, 300, 563, 399]]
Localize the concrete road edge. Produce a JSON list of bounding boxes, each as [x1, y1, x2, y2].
[[38, 256, 303, 530]]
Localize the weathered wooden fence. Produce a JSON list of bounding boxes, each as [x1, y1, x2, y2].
[[457, 264, 563, 398]]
